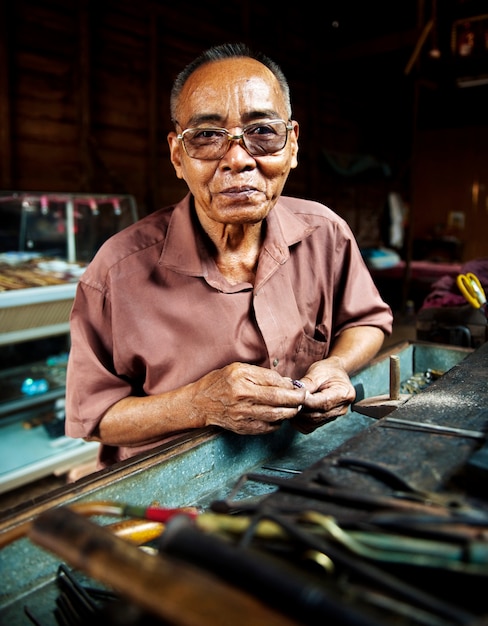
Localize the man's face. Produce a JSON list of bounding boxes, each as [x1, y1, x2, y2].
[[168, 57, 299, 227]]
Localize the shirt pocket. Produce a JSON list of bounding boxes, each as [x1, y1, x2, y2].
[[292, 330, 329, 377]]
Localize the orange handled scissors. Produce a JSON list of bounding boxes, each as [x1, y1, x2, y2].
[[456, 272, 486, 309]]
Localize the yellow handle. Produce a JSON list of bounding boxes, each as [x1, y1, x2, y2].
[[456, 273, 486, 309]]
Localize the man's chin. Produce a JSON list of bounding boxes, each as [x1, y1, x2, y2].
[[214, 199, 271, 223]]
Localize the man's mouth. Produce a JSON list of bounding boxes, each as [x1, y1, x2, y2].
[[219, 186, 259, 198]]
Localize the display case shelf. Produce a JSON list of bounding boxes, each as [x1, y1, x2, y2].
[[0, 418, 99, 495], [0, 191, 139, 494], [0, 283, 77, 345], [0, 354, 68, 418]]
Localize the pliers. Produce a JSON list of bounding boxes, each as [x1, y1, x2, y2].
[[321, 456, 488, 522]]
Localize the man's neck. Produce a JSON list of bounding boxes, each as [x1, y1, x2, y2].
[[205, 221, 264, 286]]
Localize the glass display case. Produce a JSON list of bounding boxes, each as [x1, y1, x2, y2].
[[0, 191, 138, 262], [0, 192, 138, 494]]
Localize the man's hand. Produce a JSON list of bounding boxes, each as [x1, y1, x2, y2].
[[290, 326, 385, 434], [192, 362, 306, 435], [290, 357, 356, 434], [96, 327, 383, 447]]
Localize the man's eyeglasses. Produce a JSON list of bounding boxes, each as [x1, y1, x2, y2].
[[176, 119, 294, 161]]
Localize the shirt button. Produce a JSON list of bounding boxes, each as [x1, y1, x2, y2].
[[273, 358, 279, 367]]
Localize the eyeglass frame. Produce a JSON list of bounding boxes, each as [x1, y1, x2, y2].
[[174, 119, 295, 161]]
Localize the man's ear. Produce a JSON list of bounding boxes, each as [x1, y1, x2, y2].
[[167, 132, 184, 179], [289, 122, 299, 170]]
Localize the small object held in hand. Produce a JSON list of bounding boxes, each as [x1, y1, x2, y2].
[[292, 379, 306, 411]]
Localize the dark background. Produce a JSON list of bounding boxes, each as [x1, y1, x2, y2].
[[1, 0, 487, 260]]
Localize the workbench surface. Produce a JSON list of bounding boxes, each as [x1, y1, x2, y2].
[[0, 341, 484, 626]]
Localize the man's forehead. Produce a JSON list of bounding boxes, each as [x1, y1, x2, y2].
[[184, 108, 282, 129], [177, 58, 285, 124], [191, 56, 272, 82]]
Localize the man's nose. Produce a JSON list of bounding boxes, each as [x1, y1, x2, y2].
[[221, 136, 255, 166]]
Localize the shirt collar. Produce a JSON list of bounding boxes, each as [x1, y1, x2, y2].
[[262, 197, 316, 264], [159, 194, 206, 276], [160, 193, 316, 275]]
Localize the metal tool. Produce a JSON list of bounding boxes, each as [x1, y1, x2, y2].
[[237, 472, 475, 517], [159, 515, 380, 626], [326, 456, 483, 514], [29, 507, 297, 626], [249, 509, 476, 624], [456, 272, 487, 310], [261, 465, 302, 475], [382, 417, 487, 441], [304, 511, 488, 574]]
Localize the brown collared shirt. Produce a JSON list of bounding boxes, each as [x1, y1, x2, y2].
[[66, 194, 392, 466]]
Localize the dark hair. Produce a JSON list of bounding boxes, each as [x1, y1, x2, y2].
[[170, 43, 292, 123]]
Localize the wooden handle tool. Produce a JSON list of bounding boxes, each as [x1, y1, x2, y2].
[[29, 506, 298, 626], [352, 355, 411, 418]]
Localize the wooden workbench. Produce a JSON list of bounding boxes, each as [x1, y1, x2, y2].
[[0, 341, 485, 626]]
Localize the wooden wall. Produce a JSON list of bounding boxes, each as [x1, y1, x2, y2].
[[411, 83, 488, 262], [0, 0, 485, 260], [0, 1, 415, 228]]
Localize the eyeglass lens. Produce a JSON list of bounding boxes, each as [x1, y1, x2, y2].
[[182, 120, 290, 160]]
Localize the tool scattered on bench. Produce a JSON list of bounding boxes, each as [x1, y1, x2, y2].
[[28, 507, 298, 626], [380, 417, 487, 441], [352, 355, 411, 418]]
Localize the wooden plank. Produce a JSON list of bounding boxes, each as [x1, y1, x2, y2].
[[83, 131, 147, 154], [15, 118, 78, 143], [0, 0, 12, 187], [147, 5, 160, 212], [78, 0, 92, 190], [15, 98, 76, 123]]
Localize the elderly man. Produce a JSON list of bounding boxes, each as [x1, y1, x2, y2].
[[65, 43, 392, 468]]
